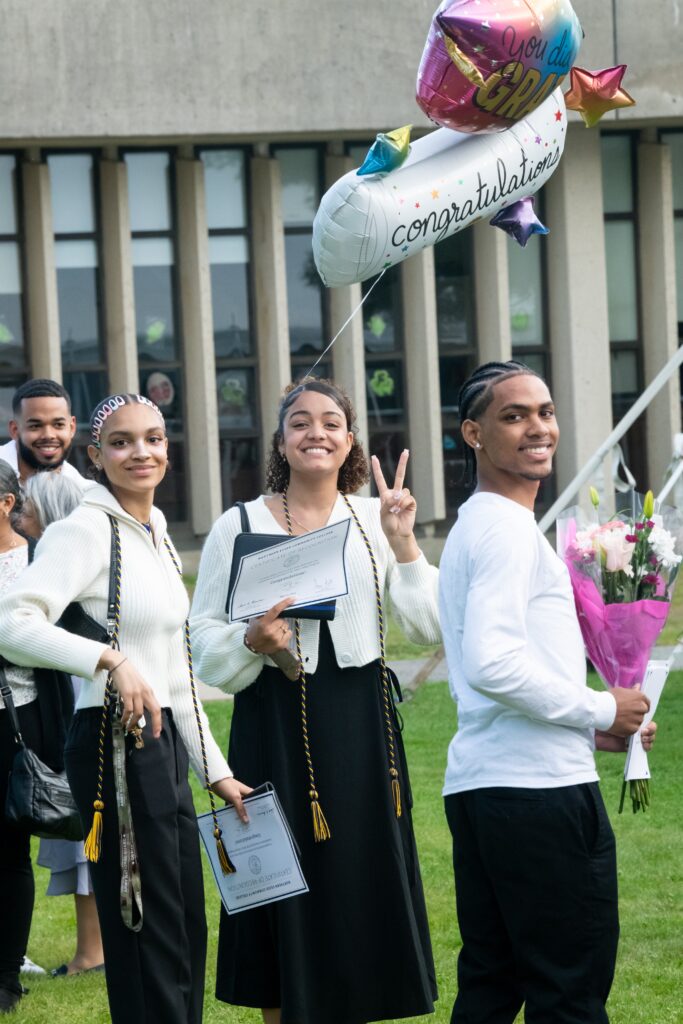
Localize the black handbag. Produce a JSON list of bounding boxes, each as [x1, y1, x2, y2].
[[1, 524, 117, 841], [2, 670, 84, 841]]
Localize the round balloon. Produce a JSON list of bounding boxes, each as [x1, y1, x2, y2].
[[416, 0, 582, 133], [313, 89, 566, 288]]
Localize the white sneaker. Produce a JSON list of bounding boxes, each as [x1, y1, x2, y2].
[[20, 956, 47, 975]]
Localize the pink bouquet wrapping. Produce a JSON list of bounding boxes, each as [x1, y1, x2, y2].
[[557, 490, 682, 811]]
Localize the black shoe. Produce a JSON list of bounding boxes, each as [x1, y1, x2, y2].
[[0, 982, 24, 1014]]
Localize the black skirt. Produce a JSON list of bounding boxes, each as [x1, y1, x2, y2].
[[216, 624, 437, 1024]]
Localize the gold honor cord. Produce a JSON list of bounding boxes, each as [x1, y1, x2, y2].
[[281, 491, 402, 840], [281, 491, 332, 843], [341, 495, 402, 818], [84, 517, 143, 930], [163, 538, 236, 875], [84, 517, 122, 864]]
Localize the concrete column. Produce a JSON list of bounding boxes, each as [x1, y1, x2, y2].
[[175, 156, 223, 535], [250, 156, 291, 456], [473, 219, 512, 363], [100, 159, 138, 393], [400, 248, 446, 525], [22, 160, 61, 379], [638, 140, 680, 489], [325, 153, 370, 491], [545, 127, 614, 507]]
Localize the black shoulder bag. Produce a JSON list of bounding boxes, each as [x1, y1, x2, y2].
[[2, 670, 83, 840], [3, 523, 117, 841]]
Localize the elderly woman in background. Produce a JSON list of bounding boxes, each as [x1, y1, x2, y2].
[[0, 462, 71, 1013], [18, 472, 106, 979]]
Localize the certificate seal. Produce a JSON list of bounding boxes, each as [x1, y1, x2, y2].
[[248, 854, 262, 875]]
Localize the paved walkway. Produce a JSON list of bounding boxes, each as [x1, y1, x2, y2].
[[198, 646, 683, 703]]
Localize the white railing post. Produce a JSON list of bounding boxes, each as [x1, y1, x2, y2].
[[539, 345, 683, 534]]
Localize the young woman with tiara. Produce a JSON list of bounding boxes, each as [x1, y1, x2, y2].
[[0, 393, 251, 1024], [190, 377, 441, 1024]]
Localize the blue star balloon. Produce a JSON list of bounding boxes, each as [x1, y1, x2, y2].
[[490, 197, 549, 248], [357, 125, 412, 177]]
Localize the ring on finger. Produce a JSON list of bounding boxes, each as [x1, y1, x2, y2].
[[125, 713, 135, 730]]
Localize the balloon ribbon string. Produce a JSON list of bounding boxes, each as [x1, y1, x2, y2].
[[304, 269, 387, 379]]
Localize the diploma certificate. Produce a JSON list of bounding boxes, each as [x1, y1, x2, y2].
[[228, 518, 351, 622], [197, 785, 308, 915]]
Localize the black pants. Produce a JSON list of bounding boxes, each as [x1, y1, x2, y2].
[[65, 708, 207, 1024], [0, 699, 43, 993], [445, 784, 619, 1024]]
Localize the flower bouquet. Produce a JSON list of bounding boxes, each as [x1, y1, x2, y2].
[[557, 489, 682, 812]]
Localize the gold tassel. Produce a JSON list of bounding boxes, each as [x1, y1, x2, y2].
[[310, 790, 331, 842], [84, 800, 105, 863], [390, 769, 402, 818], [214, 827, 236, 875]]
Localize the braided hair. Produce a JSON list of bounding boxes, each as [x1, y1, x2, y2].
[[458, 360, 542, 487]]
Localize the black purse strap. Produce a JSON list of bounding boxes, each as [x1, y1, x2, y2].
[[0, 667, 25, 749], [236, 501, 251, 534], [28, 526, 118, 636]]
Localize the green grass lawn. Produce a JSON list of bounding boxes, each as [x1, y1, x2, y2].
[[655, 575, 683, 646], [18, 676, 683, 1024]]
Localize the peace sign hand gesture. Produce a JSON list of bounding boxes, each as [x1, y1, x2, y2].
[[371, 450, 420, 562]]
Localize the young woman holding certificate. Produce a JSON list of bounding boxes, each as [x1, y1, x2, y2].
[[190, 378, 441, 1024], [0, 393, 250, 1024]]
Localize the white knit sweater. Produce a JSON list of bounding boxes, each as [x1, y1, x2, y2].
[[190, 494, 441, 694], [0, 484, 231, 785]]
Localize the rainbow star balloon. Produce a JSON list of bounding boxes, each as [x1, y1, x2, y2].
[[357, 125, 413, 176], [564, 65, 636, 128], [416, 0, 582, 133]]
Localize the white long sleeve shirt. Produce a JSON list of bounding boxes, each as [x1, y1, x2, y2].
[[190, 494, 441, 693], [439, 491, 617, 795], [0, 484, 231, 785]]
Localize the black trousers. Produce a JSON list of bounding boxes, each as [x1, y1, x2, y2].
[[445, 784, 619, 1024], [0, 699, 43, 992], [65, 708, 207, 1024]]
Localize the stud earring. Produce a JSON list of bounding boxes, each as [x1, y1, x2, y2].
[[474, 442, 481, 449]]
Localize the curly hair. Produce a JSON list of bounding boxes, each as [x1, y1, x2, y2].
[[265, 378, 370, 495]]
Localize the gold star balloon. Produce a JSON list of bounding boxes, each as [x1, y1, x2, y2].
[[563, 64, 636, 128]]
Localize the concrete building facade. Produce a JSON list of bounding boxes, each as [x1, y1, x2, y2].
[[0, 0, 681, 533]]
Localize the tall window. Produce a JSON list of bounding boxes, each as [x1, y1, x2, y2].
[[660, 130, 683, 422], [0, 155, 27, 433], [361, 268, 408, 481], [435, 231, 476, 513], [601, 133, 646, 487], [49, 152, 107, 460], [273, 146, 329, 379], [346, 144, 407, 479], [200, 147, 260, 507], [507, 194, 554, 510], [125, 151, 186, 521]]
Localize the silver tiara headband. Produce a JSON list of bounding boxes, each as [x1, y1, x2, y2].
[[89, 394, 165, 446]]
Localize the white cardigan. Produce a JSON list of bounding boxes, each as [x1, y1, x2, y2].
[[190, 494, 441, 694], [0, 484, 231, 785]]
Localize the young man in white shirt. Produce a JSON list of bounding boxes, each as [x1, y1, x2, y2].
[[439, 361, 652, 1024], [0, 379, 88, 487]]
